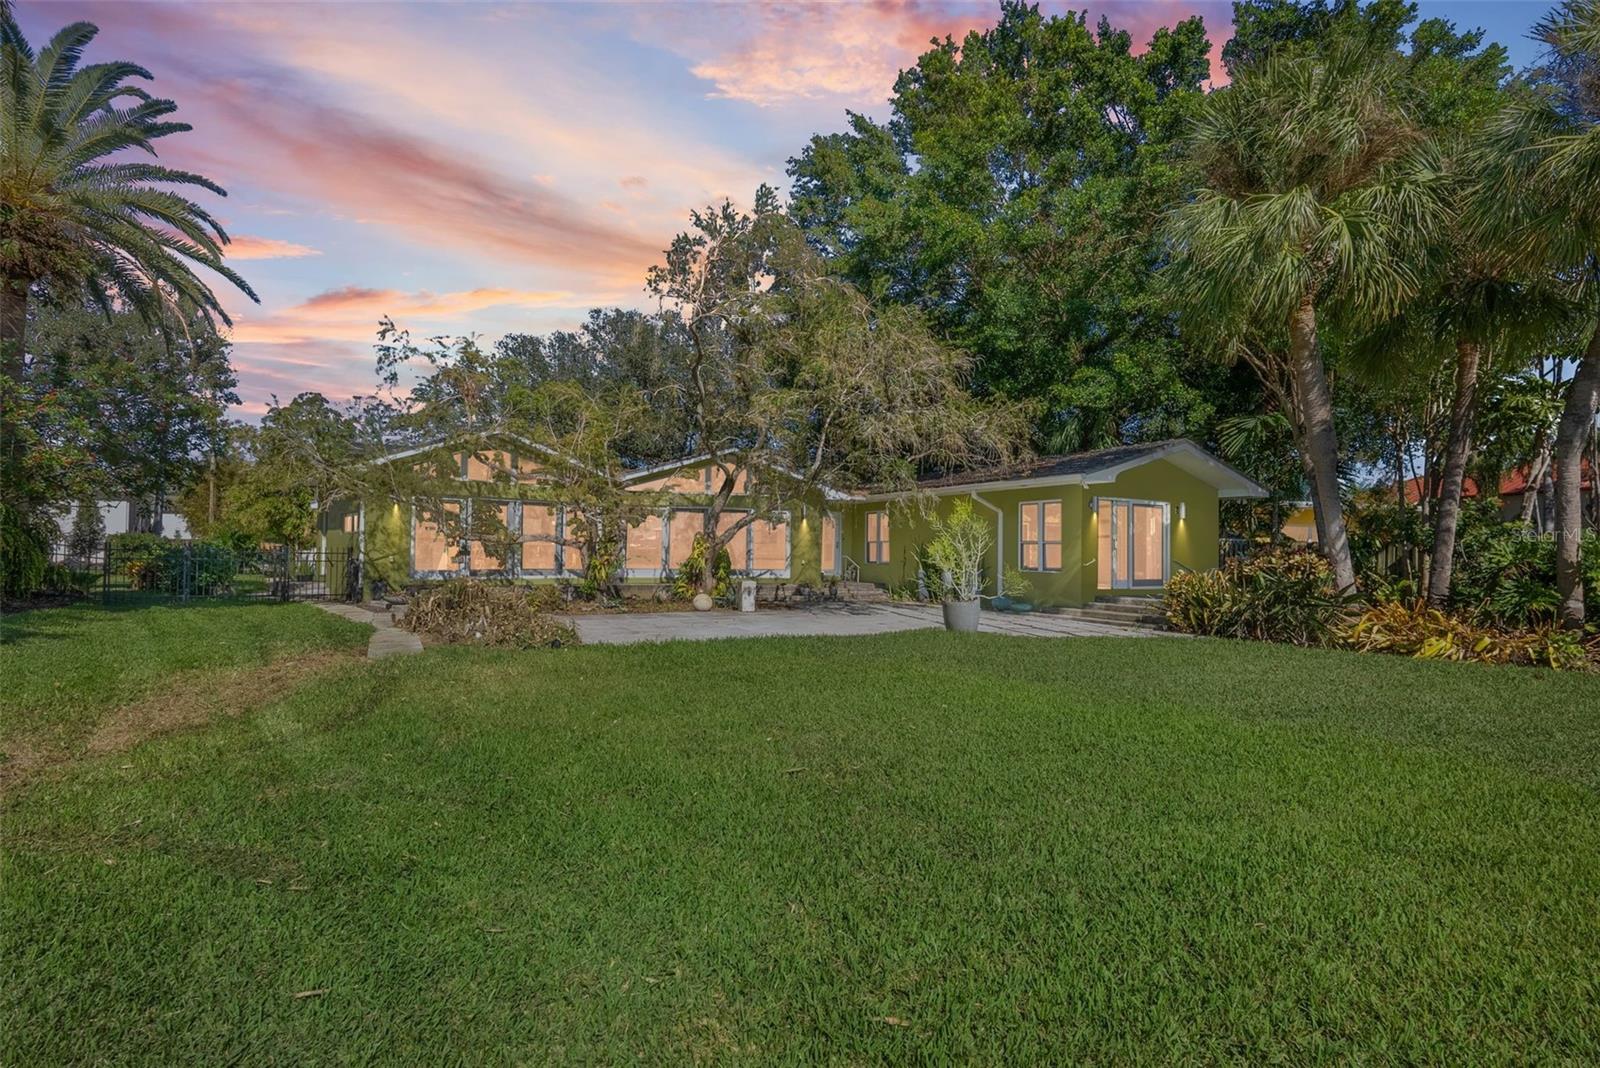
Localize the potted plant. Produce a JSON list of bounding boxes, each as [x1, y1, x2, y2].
[[925, 499, 994, 632]]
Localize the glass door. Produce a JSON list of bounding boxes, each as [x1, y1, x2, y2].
[[1097, 499, 1169, 589], [821, 512, 841, 576]]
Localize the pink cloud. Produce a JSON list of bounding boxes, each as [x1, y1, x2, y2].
[[231, 286, 580, 346], [648, 1, 1230, 107], [226, 235, 321, 260]]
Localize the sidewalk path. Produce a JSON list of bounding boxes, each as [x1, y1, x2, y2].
[[557, 602, 1174, 646], [314, 602, 423, 660]]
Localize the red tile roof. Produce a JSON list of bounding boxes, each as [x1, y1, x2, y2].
[[1400, 461, 1593, 504]]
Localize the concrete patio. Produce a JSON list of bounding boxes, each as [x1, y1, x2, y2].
[[555, 602, 1175, 645]]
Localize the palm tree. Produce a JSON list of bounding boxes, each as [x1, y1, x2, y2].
[[1477, 0, 1600, 628], [1166, 42, 1442, 591], [0, 8, 255, 401]]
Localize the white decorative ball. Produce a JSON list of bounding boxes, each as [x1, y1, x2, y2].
[[692, 593, 714, 612]]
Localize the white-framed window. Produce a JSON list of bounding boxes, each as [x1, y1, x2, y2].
[[1019, 500, 1063, 571], [341, 512, 358, 534], [1095, 498, 1170, 590], [866, 510, 890, 564]]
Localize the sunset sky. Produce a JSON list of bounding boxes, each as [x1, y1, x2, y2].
[[18, 1, 1551, 416]]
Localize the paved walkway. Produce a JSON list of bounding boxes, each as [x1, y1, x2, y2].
[[557, 602, 1173, 646], [314, 602, 424, 660]]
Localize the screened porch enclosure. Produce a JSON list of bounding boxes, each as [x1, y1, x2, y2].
[[410, 500, 793, 581]]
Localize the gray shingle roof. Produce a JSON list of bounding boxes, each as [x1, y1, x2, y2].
[[915, 438, 1263, 493]]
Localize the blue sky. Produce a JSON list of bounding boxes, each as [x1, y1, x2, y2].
[[15, 1, 1558, 415]]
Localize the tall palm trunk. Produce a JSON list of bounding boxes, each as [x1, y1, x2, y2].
[[1426, 338, 1483, 606], [0, 278, 28, 506], [1288, 293, 1357, 591], [1553, 326, 1600, 628]]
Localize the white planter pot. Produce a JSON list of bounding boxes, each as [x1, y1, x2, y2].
[[942, 597, 981, 632]]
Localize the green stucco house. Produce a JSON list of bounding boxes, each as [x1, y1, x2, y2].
[[315, 438, 1264, 608]]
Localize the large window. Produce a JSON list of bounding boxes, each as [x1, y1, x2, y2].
[[413, 499, 566, 578], [866, 510, 890, 564], [520, 505, 559, 573], [1019, 500, 1063, 571], [413, 501, 462, 574], [749, 515, 789, 574], [1096, 498, 1168, 590], [625, 513, 667, 576], [467, 501, 512, 573]]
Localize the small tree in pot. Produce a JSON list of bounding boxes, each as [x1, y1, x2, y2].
[[926, 499, 995, 632]]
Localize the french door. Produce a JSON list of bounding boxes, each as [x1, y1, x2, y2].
[[1097, 499, 1169, 590]]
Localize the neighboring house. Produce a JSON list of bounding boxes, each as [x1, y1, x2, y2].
[[1398, 461, 1594, 531], [317, 437, 1265, 608], [55, 499, 191, 542]]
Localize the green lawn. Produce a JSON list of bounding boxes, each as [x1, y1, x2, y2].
[[3, 614, 1598, 1062], [0, 601, 369, 762]]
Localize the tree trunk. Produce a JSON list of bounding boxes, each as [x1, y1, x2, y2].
[[1520, 427, 1550, 528], [0, 279, 28, 498], [1287, 294, 1357, 591], [1553, 326, 1600, 629], [1426, 338, 1482, 607]]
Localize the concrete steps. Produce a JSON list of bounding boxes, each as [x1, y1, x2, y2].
[[1047, 597, 1168, 630], [835, 580, 890, 604]]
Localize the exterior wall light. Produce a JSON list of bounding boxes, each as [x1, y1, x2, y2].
[[1179, 501, 1187, 522]]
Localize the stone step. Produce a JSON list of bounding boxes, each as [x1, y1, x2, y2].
[[1051, 604, 1168, 629], [1094, 595, 1164, 607]]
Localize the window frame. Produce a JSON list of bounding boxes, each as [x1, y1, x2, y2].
[[865, 509, 890, 565], [412, 498, 569, 580], [1018, 499, 1064, 573], [1094, 497, 1171, 590]]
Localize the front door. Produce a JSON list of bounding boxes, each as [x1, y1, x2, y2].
[[1098, 499, 1169, 590]]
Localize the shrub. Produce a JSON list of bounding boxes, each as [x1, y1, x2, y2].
[[400, 581, 578, 649], [925, 499, 991, 602], [65, 498, 104, 566], [1163, 547, 1349, 646], [671, 534, 732, 601], [1342, 601, 1594, 671], [0, 503, 53, 598], [1451, 520, 1600, 627]]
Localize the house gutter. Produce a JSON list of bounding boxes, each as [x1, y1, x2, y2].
[[968, 491, 1004, 597]]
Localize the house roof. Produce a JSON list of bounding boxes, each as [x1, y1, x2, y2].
[[908, 439, 1268, 499], [1400, 460, 1592, 504]]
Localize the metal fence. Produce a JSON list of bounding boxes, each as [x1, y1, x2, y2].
[[41, 541, 359, 605]]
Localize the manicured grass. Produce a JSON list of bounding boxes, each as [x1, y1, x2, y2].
[[0, 601, 369, 759], [3, 630, 1598, 1062]]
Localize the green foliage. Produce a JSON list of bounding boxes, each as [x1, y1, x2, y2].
[[1163, 547, 1350, 645], [1451, 516, 1600, 626], [400, 581, 578, 649], [0, 10, 256, 328], [671, 534, 732, 602], [1347, 496, 1431, 575], [924, 499, 993, 602], [0, 501, 52, 598], [787, 3, 1224, 447], [1343, 600, 1595, 670]]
